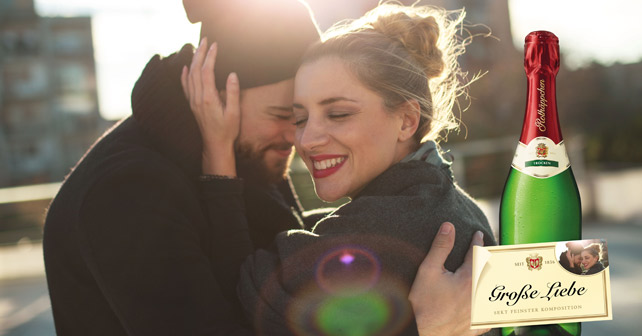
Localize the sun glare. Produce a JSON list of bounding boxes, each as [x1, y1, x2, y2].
[[36, 0, 200, 120], [34, 0, 642, 120]]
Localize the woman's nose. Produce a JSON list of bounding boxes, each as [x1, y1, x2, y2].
[[297, 116, 329, 152]]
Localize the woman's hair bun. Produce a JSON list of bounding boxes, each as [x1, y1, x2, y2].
[[306, 2, 472, 143], [369, 9, 445, 79], [587, 243, 602, 255]]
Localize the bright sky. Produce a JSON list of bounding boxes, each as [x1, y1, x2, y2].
[[508, 0, 642, 69], [35, 0, 642, 120], [35, 0, 200, 120]]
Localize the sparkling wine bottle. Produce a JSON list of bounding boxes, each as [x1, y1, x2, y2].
[[499, 31, 582, 336]]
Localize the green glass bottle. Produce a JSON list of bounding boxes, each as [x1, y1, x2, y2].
[[499, 31, 582, 336]]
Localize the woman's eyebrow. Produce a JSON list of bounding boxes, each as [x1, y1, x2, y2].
[[318, 97, 357, 105], [292, 96, 358, 110]]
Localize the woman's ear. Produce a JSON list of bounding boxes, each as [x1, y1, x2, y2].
[[398, 100, 421, 142]]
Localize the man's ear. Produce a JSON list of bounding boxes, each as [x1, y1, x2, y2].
[[398, 100, 421, 142]]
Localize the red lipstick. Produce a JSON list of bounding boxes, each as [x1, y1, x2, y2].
[[309, 154, 347, 179]]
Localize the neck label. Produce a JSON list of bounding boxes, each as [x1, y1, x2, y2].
[[536, 79, 547, 132], [512, 137, 570, 178]]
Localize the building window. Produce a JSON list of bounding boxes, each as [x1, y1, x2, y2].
[[57, 63, 90, 92], [1, 31, 19, 52], [53, 29, 91, 55], [5, 102, 49, 130], [1, 28, 39, 54], [55, 93, 95, 115], [2, 61, 48, 99]]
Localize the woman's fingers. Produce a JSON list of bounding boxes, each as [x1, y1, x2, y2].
[[181, 39, 241, 147], [180, 66, 189, 99], [201, 42, 219, 109], [189, 37, 209, 110], [225, 72, 240, 125]]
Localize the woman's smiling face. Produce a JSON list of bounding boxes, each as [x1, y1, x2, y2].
[[580, 250, 599, 270], [292, 57, 412, 202]]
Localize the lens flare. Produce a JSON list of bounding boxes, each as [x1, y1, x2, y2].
[[340, 252, 355, 265], [315, 246, 381, 294], [286, 277, 414, 336], [316, 292, 388, 336], [284, 238, 422, 335]]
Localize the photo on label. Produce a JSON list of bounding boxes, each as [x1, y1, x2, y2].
[[555, 239, 609, 276]]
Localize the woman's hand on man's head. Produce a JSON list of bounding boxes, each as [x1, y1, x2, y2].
[[181, 37, 241, 176]]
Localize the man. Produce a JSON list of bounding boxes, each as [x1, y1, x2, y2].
[[44, 1, 321, 335]]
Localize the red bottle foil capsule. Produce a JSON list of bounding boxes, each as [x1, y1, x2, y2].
[[520, 31, 563, 145]]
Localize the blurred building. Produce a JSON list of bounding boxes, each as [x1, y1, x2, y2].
[[0, 0, 107, 187]]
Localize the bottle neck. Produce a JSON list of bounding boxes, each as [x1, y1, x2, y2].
[[520, 69, 563, 144]]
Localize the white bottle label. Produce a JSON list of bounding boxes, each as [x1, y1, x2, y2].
[[511, 136, 570, 178]]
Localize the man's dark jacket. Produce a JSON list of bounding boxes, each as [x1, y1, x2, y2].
[[43, 47, 305, 335]]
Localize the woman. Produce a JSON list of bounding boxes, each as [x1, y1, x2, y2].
[[581, 244, 605, 275], [183, 3, 496, 335]]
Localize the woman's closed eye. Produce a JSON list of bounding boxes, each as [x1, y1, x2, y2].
[[293, 111, 354, 126], [293, 117, 307, 126], [328, 112, 351, 120]]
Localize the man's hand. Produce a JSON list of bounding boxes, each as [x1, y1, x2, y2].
[[408, 222, 490, 336]]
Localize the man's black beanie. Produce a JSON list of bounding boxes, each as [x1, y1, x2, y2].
[[130, 0, 320, 174], [187, 0, 321, 89]]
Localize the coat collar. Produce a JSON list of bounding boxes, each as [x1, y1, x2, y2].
[[353, 160, 454, 199], [131, 44, 201, 177]]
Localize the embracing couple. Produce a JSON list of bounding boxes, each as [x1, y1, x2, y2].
[[44, 1, 497, 335]]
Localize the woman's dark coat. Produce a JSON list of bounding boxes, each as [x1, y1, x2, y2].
[[220, 158, 498, 335], [583, 261, 605, 275]]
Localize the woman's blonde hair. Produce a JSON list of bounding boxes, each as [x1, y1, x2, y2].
[[301, 1, 471, 143], [583, 243, 602, 259]]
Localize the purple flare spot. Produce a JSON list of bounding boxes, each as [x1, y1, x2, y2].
[[340, 252, 355, 265]]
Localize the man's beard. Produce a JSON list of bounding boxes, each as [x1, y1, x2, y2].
[[235, 141, 293, 186]]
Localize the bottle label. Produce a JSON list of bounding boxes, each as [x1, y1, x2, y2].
[[511, 136, 570, 178], [470, 239, 613, 330]]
